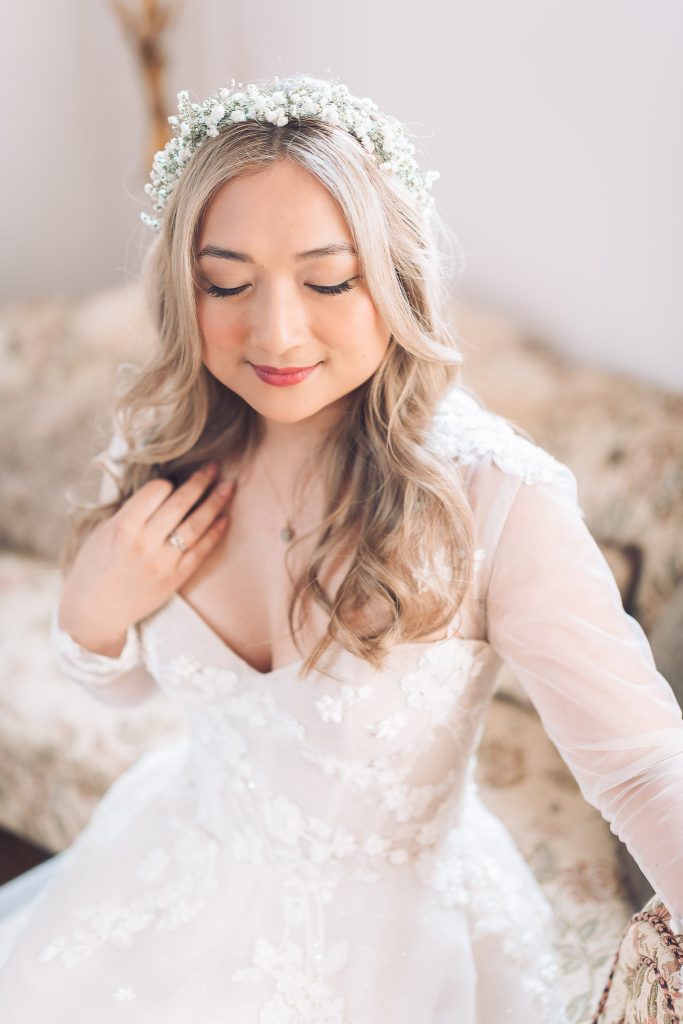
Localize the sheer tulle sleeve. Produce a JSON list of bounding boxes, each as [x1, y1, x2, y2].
[[50, 415, 159, 706], [50, 606, 157, 706], [484, 464, 683, 933]]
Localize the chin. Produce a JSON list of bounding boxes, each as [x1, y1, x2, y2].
[[253, 399, 328, 424], [225, 385, 324, 422]]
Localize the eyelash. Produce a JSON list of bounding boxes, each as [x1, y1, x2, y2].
[[205, 278, 356, 298]]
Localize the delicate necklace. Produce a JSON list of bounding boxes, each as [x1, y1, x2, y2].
[[258, 447, 309, 543]]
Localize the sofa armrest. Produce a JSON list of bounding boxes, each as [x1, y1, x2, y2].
[[592, 894, 683, 1023]]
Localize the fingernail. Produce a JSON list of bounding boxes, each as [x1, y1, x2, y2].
[[203, 462, 219, 476], [216, 478, 234, 496]]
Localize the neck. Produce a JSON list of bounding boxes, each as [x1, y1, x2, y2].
[[257, 396, 347, 467]]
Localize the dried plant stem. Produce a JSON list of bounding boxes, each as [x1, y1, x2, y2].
[[108, 0, 184, 172]]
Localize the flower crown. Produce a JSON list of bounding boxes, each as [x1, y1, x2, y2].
[[141, 75, 440, 232]]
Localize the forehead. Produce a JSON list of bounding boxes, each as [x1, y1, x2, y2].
[[197, 159, 354, 252]]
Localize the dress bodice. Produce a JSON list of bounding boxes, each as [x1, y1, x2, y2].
[[137, 591, 499, 877]]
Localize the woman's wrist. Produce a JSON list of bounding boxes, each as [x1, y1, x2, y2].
[[56, 606, 130, 659]]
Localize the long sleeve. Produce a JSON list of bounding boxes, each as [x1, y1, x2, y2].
[[51, 415, 159, 706], [50, 606, 158, 706], [484, 464, 683, 933]]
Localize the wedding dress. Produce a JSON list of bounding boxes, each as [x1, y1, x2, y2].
[[1, 384, 682, 1023]]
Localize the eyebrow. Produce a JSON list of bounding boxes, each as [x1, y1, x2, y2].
[[195, 241, 357, 263]]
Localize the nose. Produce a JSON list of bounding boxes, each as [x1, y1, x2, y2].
[[249, 277, 307, 358]]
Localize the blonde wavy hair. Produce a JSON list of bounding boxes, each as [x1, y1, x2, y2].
[[62, 111, 477, 676]]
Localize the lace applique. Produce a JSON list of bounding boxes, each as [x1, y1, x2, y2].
[[400, 639, 483, 730], [300, 746, 400, 788], [232, 875, 359, 1024], [37, 824, 218, 969], [159, 635, 491, 873], [315, 683, 372, 724], [366, 707, 408, 739], [415, 788, 567, 1024], [113, 987, 136, 1002], [366, 638, 481, 742], [428, 384, 578, 498], [262, 794, 419, 867], [163, 651, 240, 697], [412, 544, 485, 596], [297, 745, 457, 828], [162, 648, 306, 743]]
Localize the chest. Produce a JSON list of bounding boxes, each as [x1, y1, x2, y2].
[[176, 469, 450, 674], [177, 465, 343, 673]]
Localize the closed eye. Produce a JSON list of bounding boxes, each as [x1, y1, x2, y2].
[[204, 277, 359, 299], [307, 277, 359, 295], [205, 283, 250, 297]]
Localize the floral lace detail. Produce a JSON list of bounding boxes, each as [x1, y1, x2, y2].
[[113, 987, 136, 1001], [315, 683, 371, 724], [259, 790, 459, 869], [231, 874, 360, 1024], [297, 745, 459, 825], [144, 628, 493, 878], [400, 637, 483, 731], [412, 543, 485, 606], [35, 600, 571, 1020], [415, 788, 567, 1024], [162, 650, 240, 698], [159, 644, 306, 745], [299, 746, 402, 790], [365, 707, 408, 739], [428, 384, 578, 498], [38, 823, 218, 969]]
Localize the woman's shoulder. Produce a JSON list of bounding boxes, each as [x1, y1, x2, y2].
[[427, 382, 579, 503]]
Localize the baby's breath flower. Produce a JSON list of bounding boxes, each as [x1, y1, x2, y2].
[[141, 75, 439, 231]]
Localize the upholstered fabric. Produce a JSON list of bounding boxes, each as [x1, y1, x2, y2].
[[592, 894, 683, 1022]]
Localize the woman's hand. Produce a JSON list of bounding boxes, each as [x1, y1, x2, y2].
[[57, 463, 237, 657]]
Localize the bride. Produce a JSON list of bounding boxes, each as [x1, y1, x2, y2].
[[0, 75, 681, 1023]]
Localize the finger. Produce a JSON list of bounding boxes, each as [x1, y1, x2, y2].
[[175, 512, 231, 578], [114, 476, 177, 528], [162, 477, 237, 552], [148, 464, 223, 538]]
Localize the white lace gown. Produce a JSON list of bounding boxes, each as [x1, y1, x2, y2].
[[1, 386, 682, 1024]]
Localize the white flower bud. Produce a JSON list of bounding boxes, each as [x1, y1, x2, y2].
[[143, 76, 439, 231]]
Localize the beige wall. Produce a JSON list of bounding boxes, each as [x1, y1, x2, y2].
[[2, 0, 681, 389]]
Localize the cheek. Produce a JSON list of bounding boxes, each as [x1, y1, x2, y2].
[[326, 291, 390, 351], [198, 300, 246, 354], [348, 293, 392, 359]]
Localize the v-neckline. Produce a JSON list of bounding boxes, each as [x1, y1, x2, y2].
[[166, 592, 485, 683], [169, 591, 306, 680]]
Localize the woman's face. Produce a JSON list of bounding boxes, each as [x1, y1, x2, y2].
[[194, 158, 392, 427]]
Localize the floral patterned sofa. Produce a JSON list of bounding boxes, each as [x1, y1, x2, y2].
[[0, 284, 681, 1021]]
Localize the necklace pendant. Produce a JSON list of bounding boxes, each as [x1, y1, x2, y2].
[[281, 523, 295, 543]]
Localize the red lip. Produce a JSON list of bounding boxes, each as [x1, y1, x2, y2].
[[249, 362, 321, 387]]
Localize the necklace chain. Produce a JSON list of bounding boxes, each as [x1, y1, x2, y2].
[[258, 447, 306, 543]]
